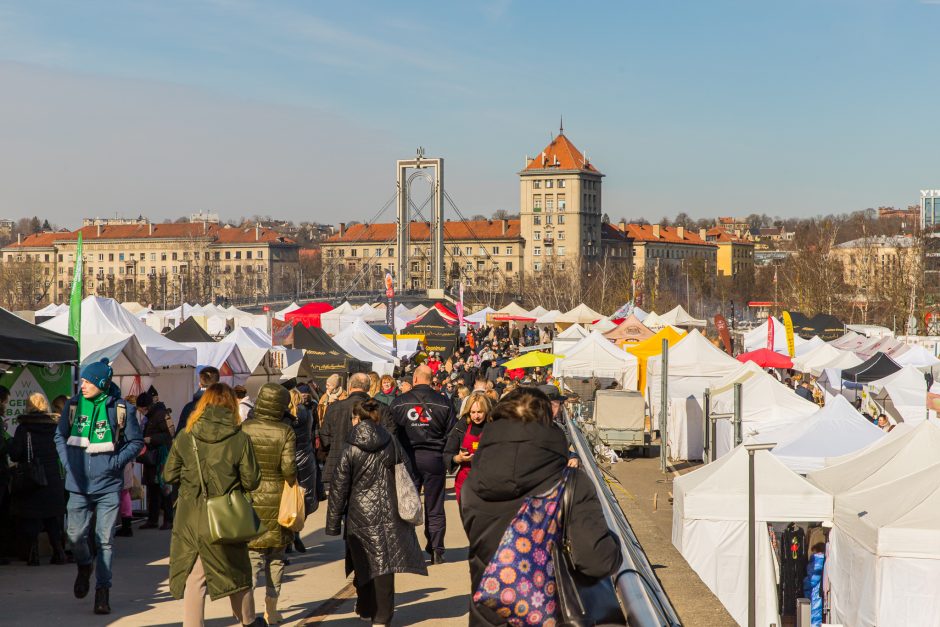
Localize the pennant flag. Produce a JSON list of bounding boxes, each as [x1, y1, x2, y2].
[[766, 314, 775, 351], [68, 233, 83, 350]]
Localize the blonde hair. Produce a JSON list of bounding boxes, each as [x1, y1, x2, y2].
[[186, 383, 238, 432], [288, 388, 303, 418], [461, 392, 494, 424], [368, 372, 381, 397], [25, 392, 50, 414]]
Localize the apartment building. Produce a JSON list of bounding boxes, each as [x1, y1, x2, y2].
[[320, 219, 524, 294], [616, 223, 717, 273], [705, 227, 755, 279], [832, 235, 919, 290], [1, 221, 299, 305]]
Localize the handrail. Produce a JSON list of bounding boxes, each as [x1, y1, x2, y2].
[[566, 416, 683, 627]]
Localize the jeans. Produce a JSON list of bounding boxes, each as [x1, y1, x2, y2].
[[249, 546, 286, 598], [66, 491, 120, 588]]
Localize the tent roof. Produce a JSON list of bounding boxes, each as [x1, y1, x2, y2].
[[807, 420, 940, 495], [165, 317, 216, 343], [556, 323, 589, 339], [658, 305, 706, 327], [793, 343, 848, 373], [0, 307, 78, 364], [647, 329, 739, 377], [496, 301, 530, 317], [556, 303, 604, 324], [857, 336, 902, 361], [771, 395, 885, 474], [625, 326, 685, 359], [274, 301, 301, 320], [535, 309, 562, 324], [35, 303, 69, 317], [408, 308, 457, 329], [589, 317, 617, 333], [527, 305, 549, 318], [552, 330, 638, 385], [737, 348, 793, 369], [743, 316, 808, 354], [221, 326, 271, 373], [674, 447, 832, 522], [183, 342, 250, 377], [893, 344, 940, 368], [841, 352, 901, 383], [806, 313, 846, 340], [710, 366, 819, 437], [40, 296, 195, 368], [284, 301, 334, 327], [794, 335, 825, 357], [835, 463, 940, 558], [464, 307, 496, 325], [868, 365, 930, 424], [604, 313, 654, 342]]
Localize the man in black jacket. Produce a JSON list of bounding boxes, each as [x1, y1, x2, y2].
[[388, 365, 456, 564], [320, 372, 372, 486]]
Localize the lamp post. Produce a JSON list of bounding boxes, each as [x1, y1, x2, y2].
[[744, 442, 776, 627]]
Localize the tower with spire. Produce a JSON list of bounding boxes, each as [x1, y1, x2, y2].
[[518, 123, 604, 278]]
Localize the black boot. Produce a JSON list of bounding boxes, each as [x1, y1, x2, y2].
[[115, 517, 134, 537], [93, 587, 111, 614], [27, 542, 40, 566], [244, 617, 268, 627], [74, 563, 94, 598], [293, 534, 306, 553]]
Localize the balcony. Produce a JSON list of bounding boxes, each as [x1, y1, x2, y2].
[[543, 237, 555, 246]]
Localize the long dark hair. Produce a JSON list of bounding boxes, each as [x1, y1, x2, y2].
[[490, 387, 553, 426], [352, 399, 384, 422]]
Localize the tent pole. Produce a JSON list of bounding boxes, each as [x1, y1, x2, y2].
[[747, 447, 756, 627], [660, 338, 669, 473], [702, 389, 711, 463], [734, 382, 743, 446]]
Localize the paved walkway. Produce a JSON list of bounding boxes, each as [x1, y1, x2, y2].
[[0, 479, 470, 626]]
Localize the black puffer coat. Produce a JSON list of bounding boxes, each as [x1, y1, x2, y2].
[[141, 404, 174, 485], [288, 403, 319, 516], [240, 384, 297, 549], [321, 390, 370, 485], [325, 419, 428, 584], [460, 419, 622, 627], [9, 412, 66, 519]]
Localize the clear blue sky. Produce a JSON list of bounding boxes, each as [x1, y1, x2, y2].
[[1, 0, 938, 227]]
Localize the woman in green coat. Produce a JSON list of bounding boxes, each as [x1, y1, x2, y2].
[[163, 383, 264, 627]]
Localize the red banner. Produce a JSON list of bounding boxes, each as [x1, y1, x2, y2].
[[714, 314, 733, 355], [272, 318, 294, 347], [766, 314, 775, 351]]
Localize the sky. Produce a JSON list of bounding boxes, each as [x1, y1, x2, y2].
[[1, 0, 939, 228]]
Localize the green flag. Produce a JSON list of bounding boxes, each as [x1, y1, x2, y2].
[[68, 232, 83, 349]]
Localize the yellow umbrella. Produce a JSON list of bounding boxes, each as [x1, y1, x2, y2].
[[501, 351, 563, 369]]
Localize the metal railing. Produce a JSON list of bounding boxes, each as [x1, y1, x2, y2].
[[566, 416, 683, 627]]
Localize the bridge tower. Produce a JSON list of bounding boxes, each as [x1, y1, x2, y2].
[[396, 149, 445, 294]]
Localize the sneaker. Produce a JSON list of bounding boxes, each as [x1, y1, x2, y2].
[[93, 587, 111, 614], [74, 564, 94, 599]]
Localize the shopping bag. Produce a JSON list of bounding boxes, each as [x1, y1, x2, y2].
[[278, 480, 306, 532]]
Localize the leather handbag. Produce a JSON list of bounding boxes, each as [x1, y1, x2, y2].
[[191, 436, 263, 545], [13, 432, 48, 492], [553, 472, 625, 626]]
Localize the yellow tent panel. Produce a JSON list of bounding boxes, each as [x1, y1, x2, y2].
[[626, 327, 687, 394]]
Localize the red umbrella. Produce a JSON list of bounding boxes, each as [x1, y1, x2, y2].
[[736, 348, 793, 369]]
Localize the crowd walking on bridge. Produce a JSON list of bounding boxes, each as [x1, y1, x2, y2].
[[0, 322, 622, 626]]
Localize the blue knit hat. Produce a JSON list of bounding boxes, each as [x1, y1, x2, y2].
[[81, 358, 113, 390]]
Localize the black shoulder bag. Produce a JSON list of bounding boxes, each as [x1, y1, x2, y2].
[[552, 471, 626, 626], [13, 431, 49, 492]]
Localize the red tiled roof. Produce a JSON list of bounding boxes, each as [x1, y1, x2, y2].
[[523, 134, 600, 174], [325, 220, 521, 244], [5, 223, 295, 248], [619, 224, 716, 247], [706, 227, 753, 245], [601, 222, 632, 242], [299, 248, 320, 259]]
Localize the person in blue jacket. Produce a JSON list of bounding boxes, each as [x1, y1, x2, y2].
[[54, 359, 144, 616]]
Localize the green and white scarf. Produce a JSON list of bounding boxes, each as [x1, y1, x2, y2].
[[68, 393, 114, 453]]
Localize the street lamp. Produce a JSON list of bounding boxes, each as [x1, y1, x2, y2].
[[744, 442, 776, 627]]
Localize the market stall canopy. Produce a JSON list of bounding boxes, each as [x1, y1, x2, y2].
[[828, 331, 866, 350], [463, 307, 496, 326], [893, 344, 940, 369], [736, 348, 793, 369], [793, 335, 825, 357], [806, 419, 940, 495], [165, 317, 216, 343], [535, 309, 562, 325], [290, 323, 370, 378], [333, 325, 396, 376], [432, 302, 459, 323], [553, 330, 639, 389], [41, 296, 196, 368], [625, 326, 686, 393], [841, 352, 901, 384], [274, 301, 301, 321], [856, 336, 902, 361], [34, 303, 69, 318], [604, 314, 654, 344], [551, 323, 589, 357], [792, 343, 852, 374], [657, 305, 706, 328], [556, 303, 604, 325], [222, 326, 272, 374], [0, 307, 79, 365], [588, 317, 617, 333], [806, 313, 846, 341], [526, 305, 549, 319], [407, 309, 459, 360], [284, 301, 334, 328], [867, 365, 932, 424], [785, 311, 814, 339], [743, 316, 807, 354], [182, 342, 250, 386], [495, 301, 530, 317], [771, 396, 885, 474]]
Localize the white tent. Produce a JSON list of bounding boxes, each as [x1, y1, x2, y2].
[[535, 309, 562, 325], [555, 303, 604, 326], [182, 342, 251, 388], [672, 447, 833, 627], [893, 343, 940, 369], [552, 330, 639, 389], [707, 363, 819, 460], [792, 342, 852, 374], [829, 331, 870, 352], [41, 296, 196, 414], [588, 317, 617, 333], [793, 335, 825, 357], [495, 301, 530, 317], [770, 396, 885, 474], [319, 301, 359, 335], [828, 463, 940, 626], [464, 306, 496, 326], [221, 326, 277, 398], [35, 303, 69, 318], [640, 311, 665, 330], [274, 301, 300, 321], [339, 318, 419, 361], [551, 323, 589, 356], [332, 323, 396, 377], [647, 330, 740, 432], [526, 305, 549, 319], [811, 349, 864, 379], [868, 365, 932, 424], [657, 305, 706, 328], [743, 316, 807, 354]]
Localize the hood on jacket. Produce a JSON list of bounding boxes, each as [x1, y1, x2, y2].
[[254, 383, 290, 422], [190, 406, 241, 444], [465, 418, 569, 502], [347, 419, 391, 454]]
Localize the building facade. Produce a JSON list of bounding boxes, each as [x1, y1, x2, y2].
[[705, 227, 755, 279], [616, 223, 718, 273], [831, 235, 919, 290], [319, 219, 524, 298], [1, 221, 299, 307], [921, 190, 940, 231]]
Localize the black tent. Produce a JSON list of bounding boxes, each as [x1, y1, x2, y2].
[[408, 309, 459, 360], [0, 308, 79, 364], [806, 313, 845, 341], [291, 323, 370, 385], [786, 312, 815, 339], [164, 317, 216, 343], [841, 352, 901, 384]]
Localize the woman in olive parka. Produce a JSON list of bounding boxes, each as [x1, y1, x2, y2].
[[163, 383, 264, 627]]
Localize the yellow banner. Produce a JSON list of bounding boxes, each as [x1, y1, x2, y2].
[[782, 311, 796, 357]]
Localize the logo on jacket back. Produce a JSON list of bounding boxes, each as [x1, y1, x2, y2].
[[407, 405, 431, 424]]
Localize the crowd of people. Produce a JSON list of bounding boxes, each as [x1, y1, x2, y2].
[[0, 322, 622, 627]]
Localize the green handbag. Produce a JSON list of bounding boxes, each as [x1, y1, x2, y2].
[[191, 436, 263, 545]]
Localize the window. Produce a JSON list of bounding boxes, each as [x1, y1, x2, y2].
[[558, 194, 566, 210], [224, 251, 230, 260], [477, 261, 485, 271], [173, 252, 179, 261], [247, 251, 252, 259], [465, 246, 472, 256], [98, 254, 104, 261], [546, 197, 554, 212], [546, 215, 553, 225], [558, 215, 566, 225], [545, 179, 553, 188], [533, 195, 542, 211], [387, 248, 394, 257], [411, 262, 419, 272], [506, 262, 513, 271], [534, 231, 542, 240], [479, 247, 486, 256], [339, 249, 345, 257], [108, 253, 114, 261], [506, 246, 513, 255], [375, 248, 382, 257], [533, 180, 541, 189], [492, 246, 500, 255], [351, 249, 357, 257], [58, 254, 63, 262], [534, 247, 541, 256], [534, 216, 541, 226], [161, 252, 167, 261], [466, 261, 473, 270], [557, 179, 566, 188], [557, 246, 566, 256], [257, 251, 263, 259], [214, 251, 221, 260], [557, 231, 565, 240], [118, 266, 124, 275], [426, 263, 432, 271], [172, 266, 178, 274], [44, 254, 49, 262], [534, 262, 542, 271], [452, 246, 460, 255], [235, 251, 241, 259]]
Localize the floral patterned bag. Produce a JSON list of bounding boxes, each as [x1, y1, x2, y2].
[[473, 468, 572, 626]]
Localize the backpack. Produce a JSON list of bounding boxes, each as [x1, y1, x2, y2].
[[69, 399, 127, 441]]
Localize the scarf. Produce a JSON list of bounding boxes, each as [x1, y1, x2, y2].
[[68, 393, 115, 453]]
